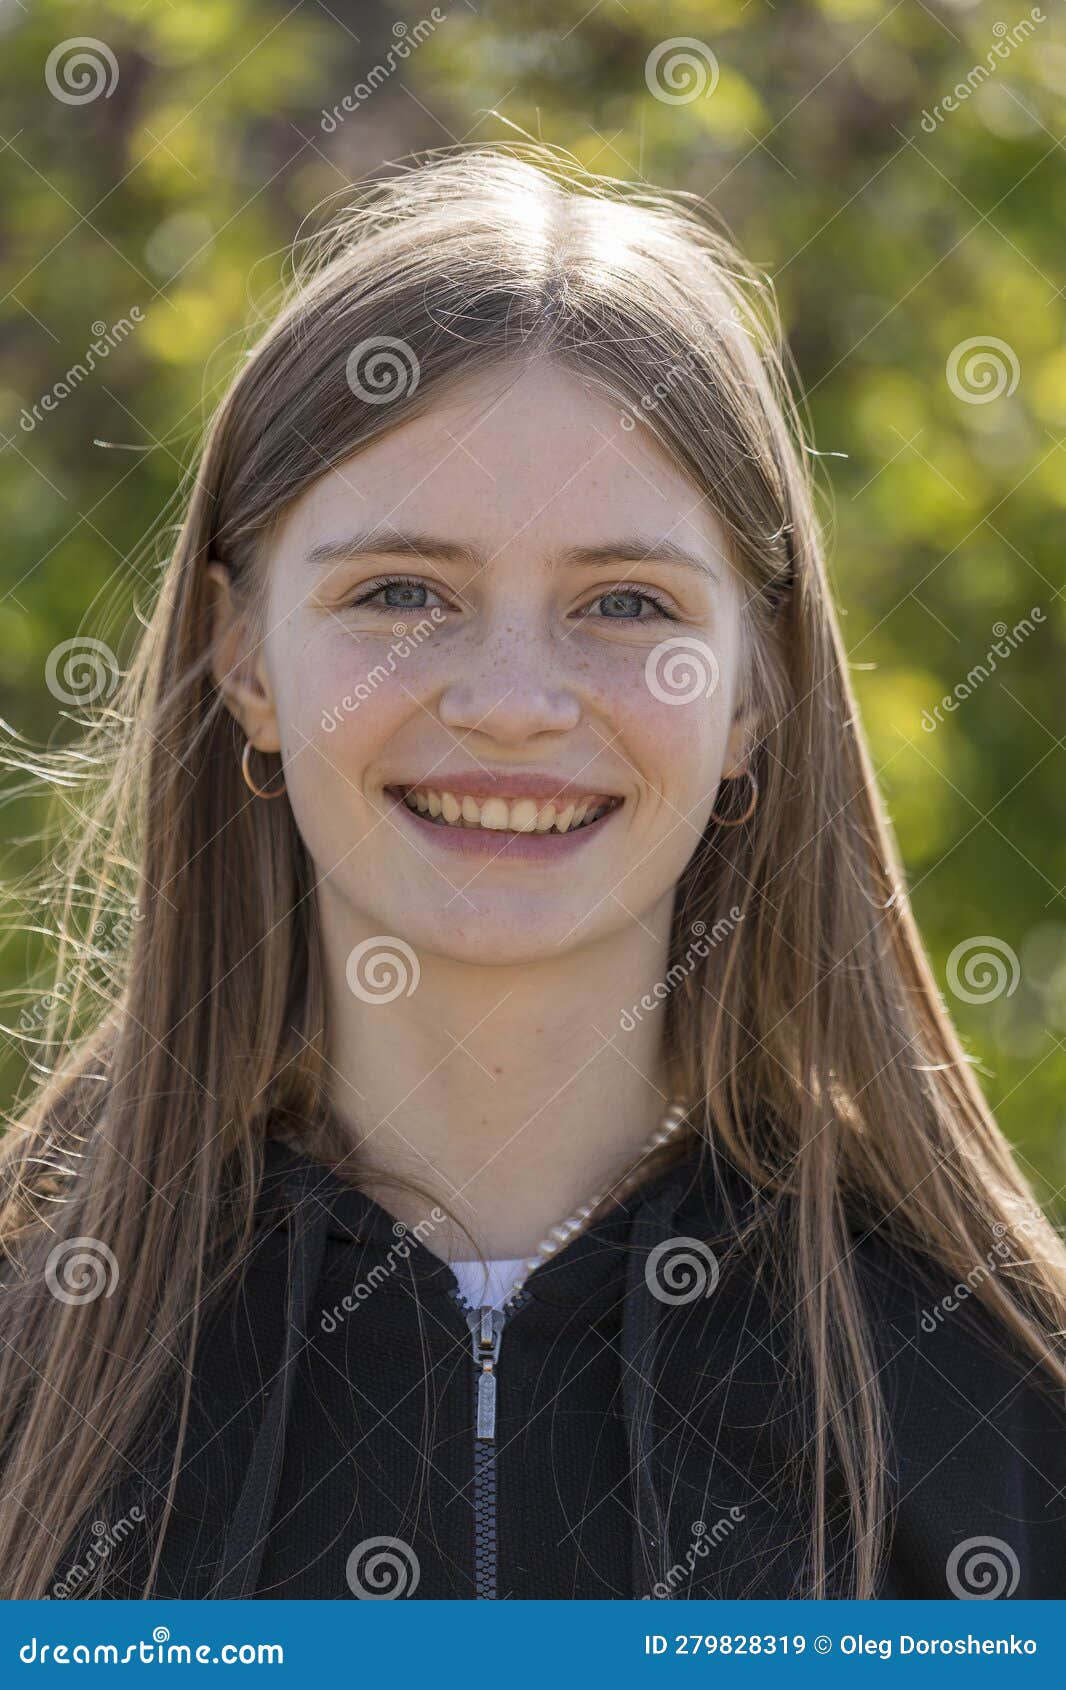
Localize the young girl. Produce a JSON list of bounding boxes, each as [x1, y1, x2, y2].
[[1, 145, 1064, 1603]]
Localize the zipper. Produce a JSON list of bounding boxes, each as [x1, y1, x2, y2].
[[451, 1286, 530, 1599]]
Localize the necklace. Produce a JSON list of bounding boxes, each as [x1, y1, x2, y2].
[[505, 1094, 692, 1300]]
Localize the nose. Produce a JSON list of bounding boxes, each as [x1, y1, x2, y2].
[[437, 628, 582, 744]]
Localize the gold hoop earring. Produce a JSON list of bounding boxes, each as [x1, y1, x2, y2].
[[241, 739, 286, 801], [709, 767, 758, 827]]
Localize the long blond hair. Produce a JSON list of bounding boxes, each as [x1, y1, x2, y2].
[[1, 143, 1063, 1599]]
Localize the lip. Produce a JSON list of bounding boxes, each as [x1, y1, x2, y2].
[[385, 770, 622, 805], [385, 787, 624, 860]]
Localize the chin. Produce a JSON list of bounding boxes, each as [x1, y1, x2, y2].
[[396, 905, 600, 968]]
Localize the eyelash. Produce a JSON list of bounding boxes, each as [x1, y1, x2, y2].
[[347, 575, 678, 621]]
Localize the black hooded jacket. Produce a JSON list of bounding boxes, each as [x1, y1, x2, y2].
[[55, 1137, 1066, 1600]]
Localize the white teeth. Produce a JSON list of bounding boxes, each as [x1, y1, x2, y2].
[[398, 786, 617, 834], [478, 797, 511, 830], [509, 799, 540, 832]]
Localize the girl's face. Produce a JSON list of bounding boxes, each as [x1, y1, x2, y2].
[[228, 359, 754, 964]]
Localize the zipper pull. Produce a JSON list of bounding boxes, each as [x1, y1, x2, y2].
[[466, 1305, 504, 1440]]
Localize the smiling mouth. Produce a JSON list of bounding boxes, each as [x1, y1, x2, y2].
[[384, 784, 624, 836]]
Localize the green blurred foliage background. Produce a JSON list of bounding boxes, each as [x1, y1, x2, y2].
[[1, 0, 1063, 1200]]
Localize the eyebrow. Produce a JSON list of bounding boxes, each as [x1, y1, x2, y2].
[[306, 528, 719, 585]]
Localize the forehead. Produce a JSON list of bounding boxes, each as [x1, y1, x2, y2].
[[273, 359, 730, 569]]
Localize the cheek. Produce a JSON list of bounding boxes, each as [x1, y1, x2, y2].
[[270, 624, 413, 756], [608, 671, 733, 807], [264, 632, 420, 869]]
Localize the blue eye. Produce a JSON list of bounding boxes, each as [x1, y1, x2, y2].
[[350, 575, 441, 611], [586, 588, 676, 621]]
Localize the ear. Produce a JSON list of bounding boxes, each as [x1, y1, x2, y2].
[[722, 702, 760, 779], [205, 562, 281, 754]]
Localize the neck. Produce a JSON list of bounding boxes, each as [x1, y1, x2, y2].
[[315, 897, 684, 1258]]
